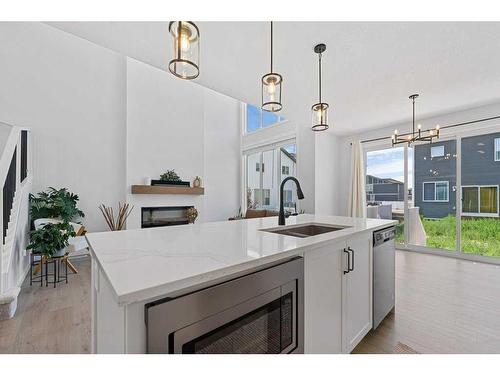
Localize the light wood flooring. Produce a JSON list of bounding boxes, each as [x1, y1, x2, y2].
[[1, 251, 500, 354], [0, 257, 90, 353]]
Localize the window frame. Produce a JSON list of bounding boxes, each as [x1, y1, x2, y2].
[[494, 138, 500, 161], [461, 185, 499, 217], [431, 145, 445, 158], [422, 181, 449, 202]]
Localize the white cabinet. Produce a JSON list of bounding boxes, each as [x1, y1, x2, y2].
[[304, 240, 344, 353], [304, 232, 372, 354], [342, 232, 372, 353]]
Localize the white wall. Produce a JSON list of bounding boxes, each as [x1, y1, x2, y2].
[[126, 58, 241, 228], [315, 131, 340, 215], [336, 101, 500, 216], [0, 23, 127, 232]]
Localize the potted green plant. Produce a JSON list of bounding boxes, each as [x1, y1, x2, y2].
[[29, 187, 85, 223], [151, 169, 190, 186], [27, 222, 75, 258]]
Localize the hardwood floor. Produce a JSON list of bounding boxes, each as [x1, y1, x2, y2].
[[354, 250, 500, 354], [1, 250, 500, 354], [0, 257, 90, 353]]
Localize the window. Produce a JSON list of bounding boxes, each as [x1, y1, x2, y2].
[[462, 186, 498, 216], [422, 181, 449, 202], [245, 104, 285, 134], [431, 145, 445, 158], [495, 138, 500, 161], [245, 143, 297, 211]]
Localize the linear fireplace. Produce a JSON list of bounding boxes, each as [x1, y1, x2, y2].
[[141, 206, 193, 228]]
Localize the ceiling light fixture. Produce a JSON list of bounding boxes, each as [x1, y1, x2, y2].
[[392, 94, 440, 146], [261, 21, 283, 112], [168, 21, 200, 80], [311, 43, 329, 131]]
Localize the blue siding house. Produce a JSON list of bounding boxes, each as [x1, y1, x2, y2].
[[414, 132, 500, 218]]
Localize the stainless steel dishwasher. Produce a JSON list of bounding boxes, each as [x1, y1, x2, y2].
[[372, 226, 396, 329]]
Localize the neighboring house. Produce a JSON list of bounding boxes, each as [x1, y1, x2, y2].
[[414, 132, 500, 218], [366, 174, 405, 203], [247, 147, 297, 210]]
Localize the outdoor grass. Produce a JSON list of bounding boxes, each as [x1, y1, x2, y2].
[[394, 215, 500, 258]]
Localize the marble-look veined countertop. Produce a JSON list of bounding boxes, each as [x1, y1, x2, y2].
[[86, 214, 396, 305]]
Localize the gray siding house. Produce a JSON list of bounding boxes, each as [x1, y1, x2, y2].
[[414, 132, 500, 218], [366, 175, 405, 203]]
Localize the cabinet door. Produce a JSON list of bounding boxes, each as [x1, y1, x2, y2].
[[342, 232, 372, 353], [304, 240, 344, 353]]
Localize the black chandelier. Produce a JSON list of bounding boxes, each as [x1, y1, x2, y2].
[[311, 43, 329, 131], [168, 21, 200, 80], [392, 94, 440, 146], [261, 21, 283, 112]]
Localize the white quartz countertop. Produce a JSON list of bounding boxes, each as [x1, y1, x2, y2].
[[86, 214, 396, 305]]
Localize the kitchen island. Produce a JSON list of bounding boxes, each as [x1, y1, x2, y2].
[[86, 214, 396, 354]]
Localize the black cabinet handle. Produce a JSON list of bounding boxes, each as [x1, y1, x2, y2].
[[343, 248, 350, 274], [347, 246, 354, 271]]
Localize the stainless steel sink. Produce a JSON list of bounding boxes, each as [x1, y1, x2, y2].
[[260, 223, 351, 238]]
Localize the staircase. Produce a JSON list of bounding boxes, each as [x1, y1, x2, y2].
[[0, 124, 31, 320]]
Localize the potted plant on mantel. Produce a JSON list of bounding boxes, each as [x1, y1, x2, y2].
[[151, 169, 190, 187]]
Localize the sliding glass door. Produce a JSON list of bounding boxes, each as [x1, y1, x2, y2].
[[460, 132, 500, 257], [364, 127, 500, 261], [409, 139, 457, 251]]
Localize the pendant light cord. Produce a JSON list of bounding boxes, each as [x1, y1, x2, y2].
[[412, 96, 416, 135], [270, 21, 273, 73], [318, 52, 322, 103]]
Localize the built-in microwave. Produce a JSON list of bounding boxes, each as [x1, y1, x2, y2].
[[145, 257, 304, 354]]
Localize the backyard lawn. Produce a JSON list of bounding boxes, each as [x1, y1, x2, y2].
[[395, 215, 500, 258]]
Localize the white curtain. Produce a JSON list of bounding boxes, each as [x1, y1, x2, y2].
[[348, 141, 367, 218]]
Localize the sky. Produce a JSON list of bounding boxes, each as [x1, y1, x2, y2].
[[246, 104, 284, 133], [366, 146, 414, 187]]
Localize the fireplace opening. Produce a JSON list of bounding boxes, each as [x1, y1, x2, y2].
[[141, 206, 193, 228]]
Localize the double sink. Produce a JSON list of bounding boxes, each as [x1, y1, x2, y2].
[[260, 223, 351, 238]]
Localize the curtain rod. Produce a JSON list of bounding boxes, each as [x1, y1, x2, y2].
[[352, 115, 500, 145]]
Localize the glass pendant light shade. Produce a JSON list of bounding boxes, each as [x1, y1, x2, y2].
[[168, 21, 200, 80], [261, 21, 283, 112], [311, 102, 329, 131], [262, 72, 283, 112], [311, 44, 329, 131]]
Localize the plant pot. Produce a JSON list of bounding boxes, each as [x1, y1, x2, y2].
[[51, 248, 67, 258], [151, 180, 190, 187]]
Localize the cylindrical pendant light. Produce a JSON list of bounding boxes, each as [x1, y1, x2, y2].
[[311, 43, 329, 131], [262, 21, 283, 112], [168, 21, 200, 80]]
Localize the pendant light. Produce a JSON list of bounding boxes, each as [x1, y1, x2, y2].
[[392, 94, 440, 146], [168, 21, 200, 80], [311, 44, 329, 131], [261, 21, 283, 112]]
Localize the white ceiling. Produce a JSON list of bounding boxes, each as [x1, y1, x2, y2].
[[47, 21, 500, 135]]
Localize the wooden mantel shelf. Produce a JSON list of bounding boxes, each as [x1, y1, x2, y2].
[[131, 185, 204, 195]]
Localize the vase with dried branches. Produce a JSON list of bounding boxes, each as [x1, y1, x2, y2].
[[98, 202, 134, 231]]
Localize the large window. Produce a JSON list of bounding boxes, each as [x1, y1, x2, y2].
[[246, 104, 285, 134], [366, 130, 500, 260], [245, 143, 297, 212]]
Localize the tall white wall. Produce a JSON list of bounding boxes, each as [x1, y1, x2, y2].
[[126, 58, 241, 228], [0, 23, 127, 232]]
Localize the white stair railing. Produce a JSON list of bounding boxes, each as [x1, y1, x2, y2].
[[0, 124, 31, 297]]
